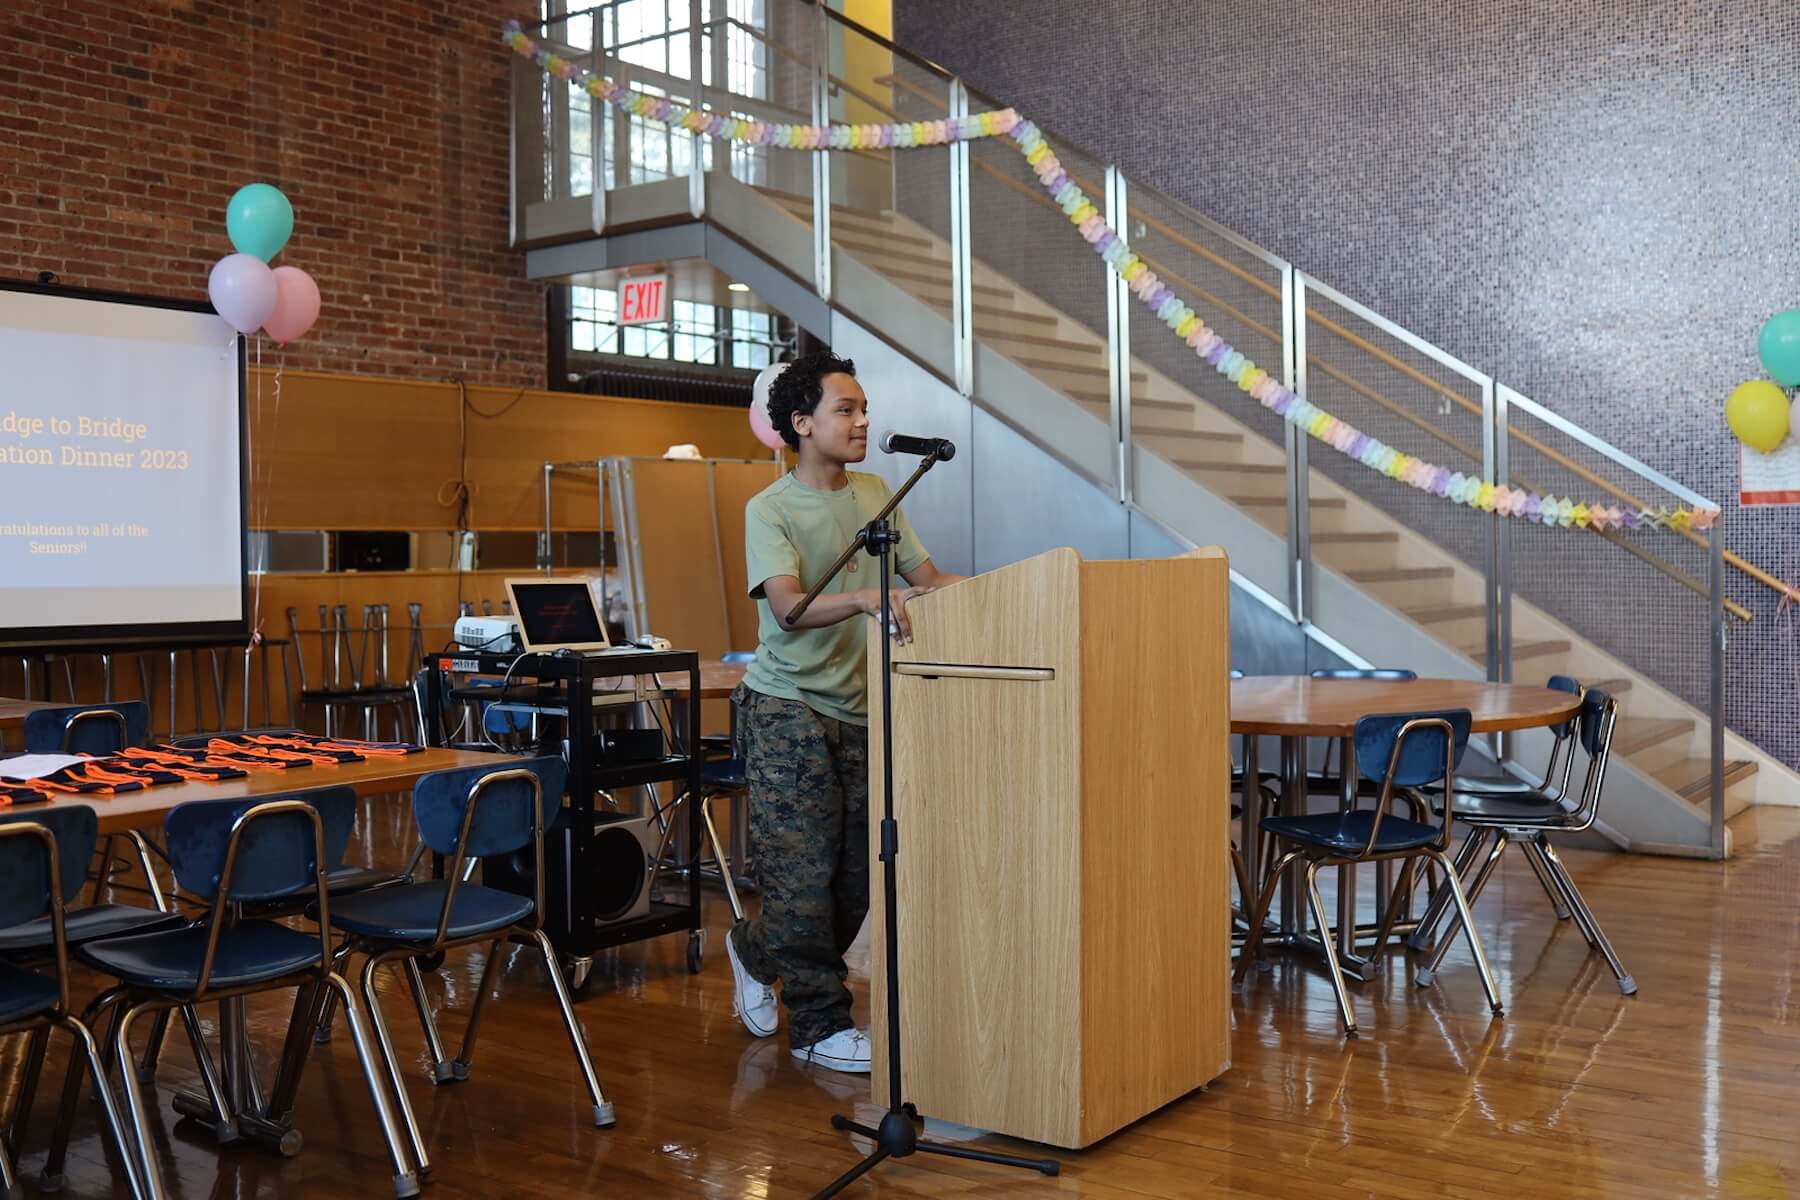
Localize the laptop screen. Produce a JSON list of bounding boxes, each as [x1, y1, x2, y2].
[[510, 580, 608, 650]]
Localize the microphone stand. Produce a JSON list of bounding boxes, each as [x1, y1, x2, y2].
[[785, 448, 1060, 1197]]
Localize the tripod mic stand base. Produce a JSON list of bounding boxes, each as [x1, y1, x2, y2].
[[812, 1107, 1061, 1198]]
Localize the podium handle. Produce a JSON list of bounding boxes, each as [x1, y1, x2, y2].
[[891, 663, 1055, 682]]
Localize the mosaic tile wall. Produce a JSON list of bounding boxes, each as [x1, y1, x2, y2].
[[894, 0, 1800, 772]]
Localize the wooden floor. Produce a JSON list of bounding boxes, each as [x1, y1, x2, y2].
[[10, 802, 1800, 1198]]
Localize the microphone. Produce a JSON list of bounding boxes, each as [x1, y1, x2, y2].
[[879, 432, 956, 460]]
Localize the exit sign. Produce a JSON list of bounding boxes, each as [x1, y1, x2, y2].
[[618, 274, 668, 325]]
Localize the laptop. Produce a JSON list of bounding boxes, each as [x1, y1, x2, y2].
[[504, 577, 614, 654]]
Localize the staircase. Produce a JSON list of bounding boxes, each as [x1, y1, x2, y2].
[[762, 190, 1761, 829]]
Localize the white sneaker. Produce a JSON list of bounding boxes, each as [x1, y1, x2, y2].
[[791, 1028, 872, 1074], [726, 930, 778, 1038]]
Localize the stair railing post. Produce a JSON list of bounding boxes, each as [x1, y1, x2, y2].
[[1710, 520, 1727, 859], [948, 79, 973, 399], [687, 0, 706, 219], [591, 6, 608, 233], [811, 3, 833, 304], [1105, 165, 1132, 504], [1287, 273, 1312, 626]]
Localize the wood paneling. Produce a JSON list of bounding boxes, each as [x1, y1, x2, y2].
[[1078, 547, 1231, 1144], [870, 547, 1231, 1148], [871, 549, 1086, 1144], [247, 369, 770, 532]]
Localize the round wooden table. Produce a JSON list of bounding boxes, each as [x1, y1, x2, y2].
[[1229, 675, 1581, 977], [1230, 676, 1581, 737]]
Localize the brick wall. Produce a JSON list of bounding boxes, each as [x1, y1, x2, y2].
[[0, 0, 545, 388]]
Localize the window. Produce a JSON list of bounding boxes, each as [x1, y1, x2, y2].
[[567, 286, 790, 367]]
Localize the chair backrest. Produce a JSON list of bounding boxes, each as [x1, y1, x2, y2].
[[1354, 708, 1471, 789], [1564, 688, 1618, 829], [23, 701, 150, 755], [1311, 668, 1419, 681], [164, 788, 352, 902], [412, 756, 566, 861], [721, 651, 756, 665], [0, 805, 96, 910]]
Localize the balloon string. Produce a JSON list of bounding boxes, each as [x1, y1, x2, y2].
[[248, 336, 264, 649]]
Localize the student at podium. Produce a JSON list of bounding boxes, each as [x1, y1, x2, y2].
[[725, 351, 962, 1074]]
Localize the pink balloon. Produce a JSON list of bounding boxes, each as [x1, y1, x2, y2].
[[263, 265, 321, 345], [749, 361, 789, 450], [207, 253, 277, 335]]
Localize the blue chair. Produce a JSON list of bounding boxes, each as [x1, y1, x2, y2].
[[324, 757, 613, 1179], [0, 804, 183, 1192], [20, 701, 166, 913], [73, 789, 419, 1199], [0, 806, 143, 1199], [1411, 688, 1634, 995], [1233, 708, 1503, 1038]]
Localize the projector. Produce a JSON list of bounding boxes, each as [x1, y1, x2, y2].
[[455, 615, 521, 652]]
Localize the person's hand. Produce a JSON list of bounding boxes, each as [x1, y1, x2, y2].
[[860, 585, 932, 644]]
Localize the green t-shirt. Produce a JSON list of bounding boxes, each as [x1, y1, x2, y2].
[[742, 471, 929, 724]]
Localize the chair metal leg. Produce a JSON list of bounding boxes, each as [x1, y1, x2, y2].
[[135, 1010, 171, 1084], [55, 1016, 143, 1200], [326, 972, 421, 1198], [1234, 848, 1301, 992], [113, 1006, 166, 1200], [265, 982, 329, 1122], [90, 835, 118, 907], [1406, 827, 1490, 951], [1521, 836, 1574, 920], [533, 929, 615, 1127], [1422, 849, 1505, 1016], [168, 1003, 238, 1144], [1416, 831, 1509, 987], [1229, 842, 1254, 917], [41, 990, 126, 1192], [700, 793, 745, 923], [120, 831, 169, 912], [402, 956, 456, 1085], [1370, 857, 1418, 959], [359, 955, 432, 1179], [0, 1125, 17, 1200], [8, 1027, 48, 1151], [1536, 839, 1637, 995], [451, 941, 506, 1081], [1303, 861, 1359, 1038]]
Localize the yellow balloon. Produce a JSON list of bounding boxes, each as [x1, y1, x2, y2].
[[1726, 379, 1790, 452]]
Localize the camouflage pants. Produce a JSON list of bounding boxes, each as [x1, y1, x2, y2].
[[728, 685, 869, 1049]]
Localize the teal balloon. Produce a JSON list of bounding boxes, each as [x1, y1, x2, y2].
[[225, 183, 294, 262], [1760, 309, 1800, 388]]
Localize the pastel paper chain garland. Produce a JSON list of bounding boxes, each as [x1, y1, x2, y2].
[[504, 21, 1718, 534]]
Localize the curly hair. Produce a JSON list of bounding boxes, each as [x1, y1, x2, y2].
[[766, 351, 857, 450]]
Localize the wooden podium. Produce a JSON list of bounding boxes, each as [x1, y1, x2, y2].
[[868, 546, 1232, 1150]]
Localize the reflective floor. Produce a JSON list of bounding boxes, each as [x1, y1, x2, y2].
[[9, 803, 1800, 1198]]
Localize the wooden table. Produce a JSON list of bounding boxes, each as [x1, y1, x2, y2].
[[0, 696, 60, 733], [9, 747, 519, 835], [655, 659, 746, 700], [1229, 676, 1582, 977]]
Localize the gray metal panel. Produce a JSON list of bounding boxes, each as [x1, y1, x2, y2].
[[827, 315, 975, 578], [525, 224, 706, 280], [969, 405, 1127, 573]]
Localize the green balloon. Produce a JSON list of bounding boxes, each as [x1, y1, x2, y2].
[[1760, 309, 1800, 389], [225, 183, 294, 263]]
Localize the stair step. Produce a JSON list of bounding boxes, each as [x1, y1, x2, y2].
[[1457, 639, 1569, 663], [1234, 495, 1345, 509], [1590, 677, 1633, 697], [1009, 357, 1149, 383], [1656, 757, 1757, 803], [1074, 392, 1192, 415], [831, 236, 950, 274], [1612, 716, 1696, 758], [983, 328, 1108, 355], [1404, 603, 1487, 624], [1174, 460, 1284, 474], [878, 264, 1016, 302], [1132, 426, 1244, 443], [1312, 531, 1399, 545], [1348, 566, 1454, 584]]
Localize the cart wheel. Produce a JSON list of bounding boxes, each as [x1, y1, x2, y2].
[[413, 951, 446, 973], [686, 929, 705, 974], [565, 957, 594, 1001]]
